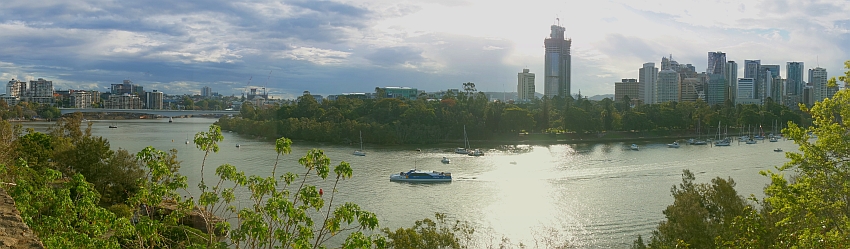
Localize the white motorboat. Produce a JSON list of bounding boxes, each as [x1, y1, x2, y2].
[[774, 148, 783, 152], [667, 141, 680, 148], [468, 149, 484, 156], [390, 169, 452, 182], [441, 157, 451, 164], [630, 144, 639, 150]]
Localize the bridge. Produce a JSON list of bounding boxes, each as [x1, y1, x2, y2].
[[59, 108, 239, 117]]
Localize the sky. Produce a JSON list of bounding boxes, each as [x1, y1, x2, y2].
[[1, 0, 848, 99]]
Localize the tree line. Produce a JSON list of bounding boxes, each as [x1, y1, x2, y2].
[[218, 87, 805, 145]]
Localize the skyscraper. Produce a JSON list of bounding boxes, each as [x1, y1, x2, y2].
[[707, 51, 726, 75], [201, 86, 212, 97], [744, 60, 761, 97], [759, 65, 780, 101], [639, 62, 658, 104], [544, 23, 571, 99], [517, 69, 536, 102], [706, 74, 727, 105], [736, 78, 756, 103], [786, 62, 804, 96], [809, 67, 829, 102], [656, 69, 680, 103], [725, 61, 738, 101]]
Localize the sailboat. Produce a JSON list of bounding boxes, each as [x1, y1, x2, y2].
[[690, 120, 707, 145], [185, 134, 190, 144], [455, 125, 470, 154], [714, 121, 730, 146], [769, 120, 778, 142], [353, 131, 366, 156]]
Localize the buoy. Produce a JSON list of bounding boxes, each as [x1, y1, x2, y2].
[[319, 189, 323, 196]]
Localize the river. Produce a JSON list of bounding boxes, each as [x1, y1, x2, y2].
[[20, 117, 796, 248]]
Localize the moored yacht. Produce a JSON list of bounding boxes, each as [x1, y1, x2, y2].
[[441, 157, 451, 164], [390, 169, 452, 182], [667, 141, 680, 148], [468, 149, 484, 156], [630, 144, 639, 150]]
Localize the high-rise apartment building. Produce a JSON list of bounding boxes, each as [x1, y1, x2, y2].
[[725, 61, 738, 101], [111, 80, 144, 95], [639, 63, 658, 104], [786, 62, 804, 96], [70, 91, 92, 109], [614, 79, 640, 104], [656, 69, 680, 103], [201, 86, 212, 97], [543, 23, 571, 99], [145, 90, 164, 109], [679, 78, 701, 102], [517, 69, 536, 102], [809, 67, 828, 102], [5, 79, 26, 97], [707, 51, 726, 75], [27, 78, 54, 104], [744, 60, 761, 97]]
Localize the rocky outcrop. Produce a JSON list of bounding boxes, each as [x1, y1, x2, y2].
[[0, 188, 44, 249]]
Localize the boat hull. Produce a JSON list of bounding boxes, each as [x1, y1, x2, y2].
[[390, 169, 452, 182]]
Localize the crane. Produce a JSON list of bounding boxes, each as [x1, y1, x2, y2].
[[242, 76, 252, 100], [262, 70, 272, 98]]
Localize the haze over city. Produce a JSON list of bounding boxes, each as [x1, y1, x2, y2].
[[0, 0, 848, 99]]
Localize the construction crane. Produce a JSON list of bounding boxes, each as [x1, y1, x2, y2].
[[242, 76, 252, 100], [262, 70, 272, 98]]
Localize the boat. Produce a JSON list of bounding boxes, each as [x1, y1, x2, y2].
[[769, 136, 778, 142], [108, 122, 118, 129], [714, 121, 730, 146], [353, 131, 366, 156], [667, 141, 680, 148], [774, 148, 783, 152], [455, 125, 470, 154], [441, 157, 451, 164], [468, 149, 484, 156], [236, 144, 240, 148], [745, 139, 757, 144], [630, 144, 639, 150], [185, 134, 190, 144], [168, 117, 173, 123], [509, 161, 517, 165], [390, 169, 452, 182]]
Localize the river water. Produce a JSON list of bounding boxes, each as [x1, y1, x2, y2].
[[21, 118, 796, 248]]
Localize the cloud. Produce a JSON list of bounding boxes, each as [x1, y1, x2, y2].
[[0, 0, 849, 98]]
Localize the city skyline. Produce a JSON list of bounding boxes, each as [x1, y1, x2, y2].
[[0, 0, 848, 99]]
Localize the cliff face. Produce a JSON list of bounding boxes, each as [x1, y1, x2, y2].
[[0, 188, 44, 249]]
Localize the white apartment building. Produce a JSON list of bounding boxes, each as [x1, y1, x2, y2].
[[517, 69, 535, 102]]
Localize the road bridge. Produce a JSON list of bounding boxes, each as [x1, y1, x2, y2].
[[59, 108, 239, 117]]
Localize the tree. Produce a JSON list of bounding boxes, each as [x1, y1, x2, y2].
[[639, 170, 751, 249], [16, 130, 52, 170], [383, 213, 474, 249]]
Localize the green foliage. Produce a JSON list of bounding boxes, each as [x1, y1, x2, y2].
[[8, 161, 133, 248], [642, 170, 751, 249], [218, 82, 804, 145], [16, 131, 52, 170], [382, 213, 474, 249]]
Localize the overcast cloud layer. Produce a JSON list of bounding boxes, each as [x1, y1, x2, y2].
[[0, 0, 848, 98]]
